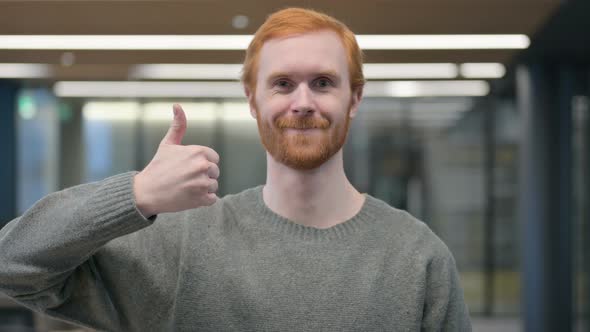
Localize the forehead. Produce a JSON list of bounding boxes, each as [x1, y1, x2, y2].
[[257, 30, 348, 79]]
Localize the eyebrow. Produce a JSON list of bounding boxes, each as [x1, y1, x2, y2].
[[266, 70, 342, 84]]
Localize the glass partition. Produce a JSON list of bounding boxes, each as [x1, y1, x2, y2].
[[16, 88, 59, 214]]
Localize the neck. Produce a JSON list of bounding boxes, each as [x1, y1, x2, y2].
[[262, 149, 365, 229]]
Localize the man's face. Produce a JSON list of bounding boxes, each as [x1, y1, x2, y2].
[[248, 30, 362, 170]]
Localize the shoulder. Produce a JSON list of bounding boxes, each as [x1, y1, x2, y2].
[[143, 186, 261, 239], [218, 185, 262, 210], [364, 195, 455, 262], [155, 186, 259, 225]]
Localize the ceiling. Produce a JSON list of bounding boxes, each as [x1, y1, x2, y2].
[[0, 0, 563, 81]]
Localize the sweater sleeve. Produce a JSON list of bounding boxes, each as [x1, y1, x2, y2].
[[421, 243, 472, 332], [0, 172, 155, 331]]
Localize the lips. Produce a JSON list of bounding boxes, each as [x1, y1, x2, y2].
[[285, 126, 322, 130], [285, 128, 321, 133]]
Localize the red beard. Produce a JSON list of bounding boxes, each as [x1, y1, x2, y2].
[[256, 108, 352, 170]]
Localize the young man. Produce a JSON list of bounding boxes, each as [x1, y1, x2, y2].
[[0, 8, 471, 331]]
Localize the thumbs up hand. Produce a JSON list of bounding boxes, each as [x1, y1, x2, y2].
[[133, 104, 220, 218]]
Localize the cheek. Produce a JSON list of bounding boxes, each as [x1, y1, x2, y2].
[[316, 95, 350, 115], [259, 94, 291, 115]]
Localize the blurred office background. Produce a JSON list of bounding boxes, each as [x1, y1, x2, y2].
[[0, 1, 588, 331]]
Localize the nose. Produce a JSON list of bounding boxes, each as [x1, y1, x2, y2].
[[291, 83, 314, 116]]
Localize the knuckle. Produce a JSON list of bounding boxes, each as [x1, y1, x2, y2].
[[203, 194, 217, 206], [172, 121, 186, 128], [189, 145, 204, 156], [195, 159, 209, 173], [185, 182, 201, 195], [186, 177, 205, 188], [187, 157, 208, 174]]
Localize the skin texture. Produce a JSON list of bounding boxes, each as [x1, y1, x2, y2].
[[135, 30, 365, 228]]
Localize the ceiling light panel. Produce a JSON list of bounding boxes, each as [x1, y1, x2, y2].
[[357, 35, 530, 50], [460, 63, 506, 78], [131, 63, 460, 80], [364, 80, 490, 97], [82, 101, 141, 121], [363, 63, 458, 79], [129, 63, 506, 80], [130, 64, 243, 80], [0, 35, 253, 50], [0, 63, 53, 78], [143, 102, 217, 122], [0, 34, 529, 50], [54, 81, 245, 98]]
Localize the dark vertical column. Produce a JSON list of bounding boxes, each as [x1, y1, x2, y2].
[[554, 65, 574, 331], [0, 81, 18, 227], [517, 63, 574, 332], [482, 97, 496, 316], [584, 70, 590, 332], [59, 100, 84, 189], [517, 64, 547, 332]]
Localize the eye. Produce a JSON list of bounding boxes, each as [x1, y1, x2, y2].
[[313, 77, 334, 89], [273, 79, 293, 90]]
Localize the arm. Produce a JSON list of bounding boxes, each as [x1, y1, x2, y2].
[[0, 172, 153, 330], [0, 105, 221, 331], [421, 245, 472, 332]]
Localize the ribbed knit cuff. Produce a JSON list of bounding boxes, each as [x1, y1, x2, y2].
[[84, 172, 156, 240]]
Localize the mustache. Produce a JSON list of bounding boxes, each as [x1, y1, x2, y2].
[[275, 116, 330, 130]]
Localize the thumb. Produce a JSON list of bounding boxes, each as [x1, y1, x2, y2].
[[161, 104, 187, 145]]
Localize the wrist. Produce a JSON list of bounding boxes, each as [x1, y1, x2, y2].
[[133, 173, 156, 218]]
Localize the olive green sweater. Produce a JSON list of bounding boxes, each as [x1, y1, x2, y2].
[[0, 172, 471, 331]]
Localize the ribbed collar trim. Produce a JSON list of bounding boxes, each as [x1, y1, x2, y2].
[[243, 185, 383, 241]]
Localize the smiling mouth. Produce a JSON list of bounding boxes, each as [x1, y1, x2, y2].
[[285, 127, 322, 132]]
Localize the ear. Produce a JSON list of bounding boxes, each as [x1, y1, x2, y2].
[[349, 85, 364, 118], [244, 87, 257, 119]]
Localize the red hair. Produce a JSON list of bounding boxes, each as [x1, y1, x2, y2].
[[241, 8, 365, 93]]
